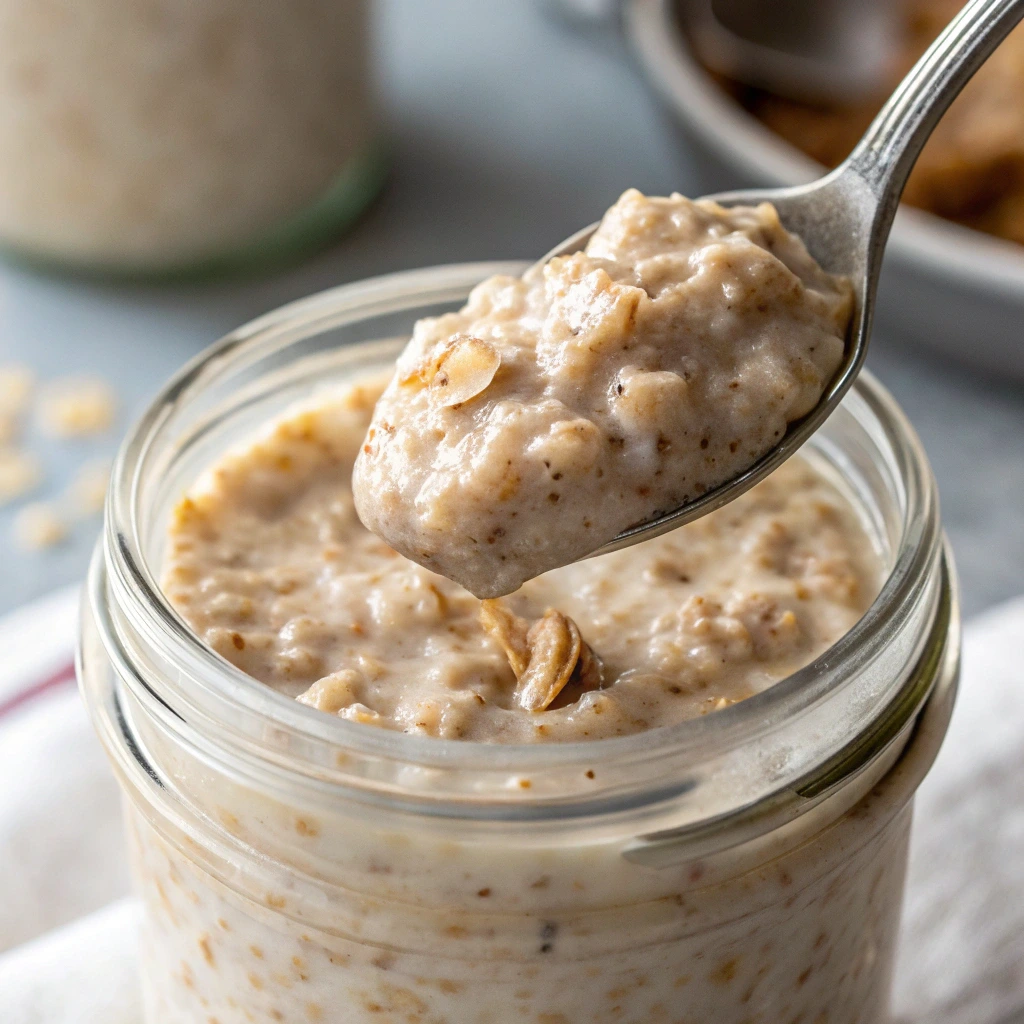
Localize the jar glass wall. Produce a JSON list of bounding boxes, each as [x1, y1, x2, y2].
[[0, 0, 384, 279], [79, 263, 959, 1023]]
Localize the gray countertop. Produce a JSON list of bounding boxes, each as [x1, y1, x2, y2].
[[0, 0, 1021, 618]]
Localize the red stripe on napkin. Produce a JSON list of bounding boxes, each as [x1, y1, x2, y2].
[[0, 661, 77, 720]]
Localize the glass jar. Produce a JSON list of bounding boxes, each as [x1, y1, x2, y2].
[[0, 0, 383, 278], [79, 262, 959, 1023]]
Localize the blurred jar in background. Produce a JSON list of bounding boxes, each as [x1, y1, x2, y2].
[[0, 0, 384, 277]]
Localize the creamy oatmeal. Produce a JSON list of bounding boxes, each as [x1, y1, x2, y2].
[[164, 374, 878, 743], [126, 774, 915, 1024], [144, 365, 919, 1024], [75, 237, 952, 1024], [353, 190, 853, 598]]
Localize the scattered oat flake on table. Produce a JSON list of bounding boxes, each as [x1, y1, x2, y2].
[[38, 377, 117, 437], [67, 458, 111, 518], [13, 501, 68, 550], [0, 413, 19, 445], [0, 448, 42, 506], [0, 364, 35, 417]]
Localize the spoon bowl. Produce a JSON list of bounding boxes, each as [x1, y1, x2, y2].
[[541, 0, 1024, 558]]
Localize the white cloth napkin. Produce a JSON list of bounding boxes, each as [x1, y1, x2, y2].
[[0, 901, 140, 1024], [0, 587, 1022, 1024], [893, 596, 1024, 1024]]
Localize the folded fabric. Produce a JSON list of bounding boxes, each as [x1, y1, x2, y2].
[[893, 596, 1024, 1024], [0, 900, 140, 1024], [0, 589, 1023, 1024], [0, 686, 128, 954], [0, 587, 79, 714]]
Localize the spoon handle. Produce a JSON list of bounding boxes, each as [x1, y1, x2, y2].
[[845, 0, 1024, 233]]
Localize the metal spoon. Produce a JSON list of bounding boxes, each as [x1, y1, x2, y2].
[[541, 0, 1024, 560]]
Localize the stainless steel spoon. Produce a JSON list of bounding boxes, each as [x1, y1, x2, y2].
[[542, 0, 1024, 560]]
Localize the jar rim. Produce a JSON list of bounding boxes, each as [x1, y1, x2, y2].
[[94, 261, 946, 819]]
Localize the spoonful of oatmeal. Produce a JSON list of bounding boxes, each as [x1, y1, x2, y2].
[[354, 0, 1022, 599]]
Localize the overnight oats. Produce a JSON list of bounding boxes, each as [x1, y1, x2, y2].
[[355, 190, 853, 596], [80, 262, 958, 1023], [165, 377, 878, 740]]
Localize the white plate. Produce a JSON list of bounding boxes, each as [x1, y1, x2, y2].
[[625, 0, 1024, 380]]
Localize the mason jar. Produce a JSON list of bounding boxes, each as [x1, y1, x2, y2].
[[78, 262, 959, 1023], [0, 0, 383, 278]]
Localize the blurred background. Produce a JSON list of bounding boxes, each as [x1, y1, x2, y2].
[[0, 0, 1021, 620]]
